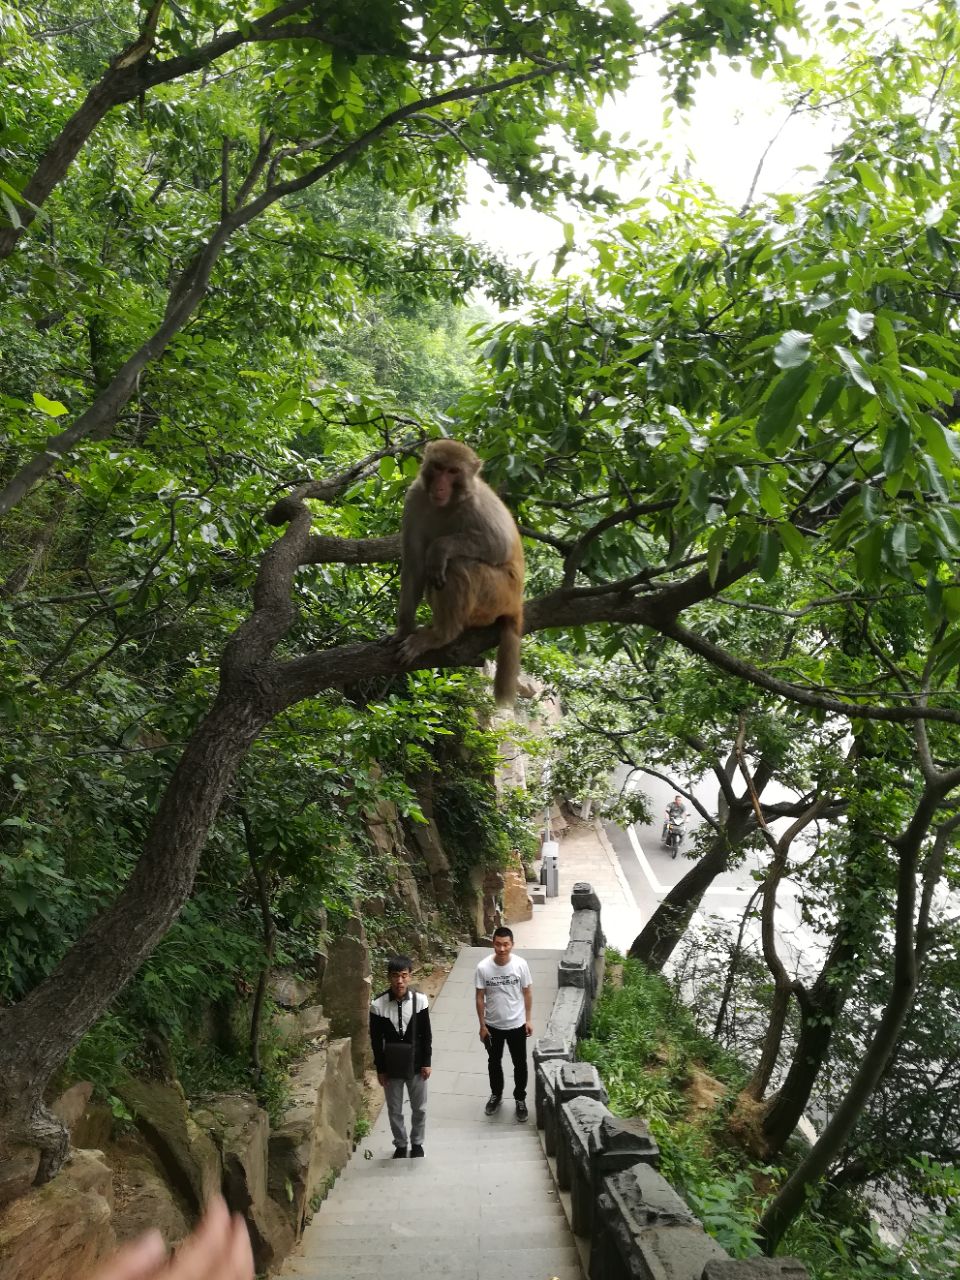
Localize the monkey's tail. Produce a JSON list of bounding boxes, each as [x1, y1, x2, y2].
[[494, 612, 523, 708]]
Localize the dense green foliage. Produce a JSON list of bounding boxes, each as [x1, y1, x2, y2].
[[583, 956, 960, 1280]]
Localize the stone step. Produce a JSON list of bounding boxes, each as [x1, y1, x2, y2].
[[309, 1206, 567, 1230], [327, 1180, 554, 1200], [327, 1173, 558, 1194], [300, 1225, 579, 1254], [283, 1247, 582, 1280]]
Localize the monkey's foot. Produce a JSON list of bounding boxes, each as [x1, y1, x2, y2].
[[398, 632, 437, 665]]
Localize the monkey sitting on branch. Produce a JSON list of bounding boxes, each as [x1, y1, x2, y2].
[[392, 439, 524, 707]]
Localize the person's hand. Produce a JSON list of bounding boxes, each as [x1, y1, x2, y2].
[[377, 1071, 388, 1087], [478, 1024, 489, 1042], [420, 1066, 432, 1079], [87, 1196, 253, 1280], [525, 1020, 533, 1038], [85, 1231, 166, 1280]]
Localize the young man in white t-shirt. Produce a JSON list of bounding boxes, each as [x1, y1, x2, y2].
[[474, 926, 533, 1121]]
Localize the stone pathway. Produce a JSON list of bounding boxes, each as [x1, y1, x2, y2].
[[511, 816, 644, 954], [280, 947, 583, 1280]]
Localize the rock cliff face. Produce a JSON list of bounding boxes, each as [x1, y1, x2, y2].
[[0, 1149, 116, 1280], [0, 1037, 363, 1280]]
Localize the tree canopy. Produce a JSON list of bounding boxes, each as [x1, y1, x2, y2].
[[2, 0, 960, 1272]]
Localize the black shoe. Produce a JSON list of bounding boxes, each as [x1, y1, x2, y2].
[[515, 1100, 528, 1122], [484, 1094, 502, 1116], [410, 1144, 424, 1158], [392, 1147, 407, 1158]]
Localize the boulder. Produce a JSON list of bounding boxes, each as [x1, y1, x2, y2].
[[50, 1081, 114, 1153], [51, 1082, 93, 1131], [502, 860, 533, 924], [114, 1077, 221, 1212], [320, 916, 372, 1076], [393, 859, 427, 916], [109, 1135, 190, 1247], [267, 1039, 360, 1235], [515, 673, 542, 700], [408, 818, 454, 900], [194, 1092, 293, 1272], [274, 1004, 329, 1049], [495, 719, 527, 791], [0, 1149, 115, 1280], [269, 973, 316, 1010], [464, 866, 504, 941]]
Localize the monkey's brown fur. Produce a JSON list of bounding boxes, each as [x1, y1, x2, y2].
[[393, 440, 524, 706]]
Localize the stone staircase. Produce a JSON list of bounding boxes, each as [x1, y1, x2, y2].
[[279, 946, 583, 1280]]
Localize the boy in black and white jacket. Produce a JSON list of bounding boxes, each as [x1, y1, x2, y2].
[[369, 954, 432, 1158]]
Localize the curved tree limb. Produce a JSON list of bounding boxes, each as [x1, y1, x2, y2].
[[662, 616, 960, 726]]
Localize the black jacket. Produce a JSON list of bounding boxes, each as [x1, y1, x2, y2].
[[369, 988, 432, 1073]]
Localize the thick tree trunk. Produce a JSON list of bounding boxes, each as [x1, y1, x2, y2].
[[628, 840, 731, 969], [0, 681, 275, 1180], [758, 951, 849, 1151], [758, 785, 945, 1253], [759, 924, 918, 1252], [628, 793, 757, 970]]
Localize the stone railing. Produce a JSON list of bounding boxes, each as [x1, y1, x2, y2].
[[533, 882, 809, 1280]]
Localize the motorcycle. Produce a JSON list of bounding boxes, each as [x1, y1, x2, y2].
[[661, 811, 687, 858]]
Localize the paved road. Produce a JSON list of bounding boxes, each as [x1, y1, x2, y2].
[[604, 768, 823, 975]]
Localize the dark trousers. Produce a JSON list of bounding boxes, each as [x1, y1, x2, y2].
[[485, 1024, 528, 1100]]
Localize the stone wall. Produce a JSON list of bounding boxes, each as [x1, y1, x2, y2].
[[533, 883, 810, 1280]]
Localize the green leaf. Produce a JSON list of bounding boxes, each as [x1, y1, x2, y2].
[[854, 161, 885, 196], [756, 361, 813, 448], [758, 473, 784, 517], [854, 525, 883, 585], [706, 529, 725, 586], [777, 522, 807, 564], [809, 375, 845, 425], [845, 308, 874, 340], [32, 392, 68, 418], [882, 421, 910, 476], [773, 330, 811, 369], [874, 314, 898, 360], [833, 345, 876, 394], [9, 889, 30, 917], [757, 530, 780, 581], [942, 587, 960, 623]]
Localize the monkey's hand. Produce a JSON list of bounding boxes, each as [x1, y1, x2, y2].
[[425, 544, 448, 590]]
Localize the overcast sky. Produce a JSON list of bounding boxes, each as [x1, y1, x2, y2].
[[455, 1, 916, 274]]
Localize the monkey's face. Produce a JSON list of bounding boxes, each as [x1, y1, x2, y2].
[[425, 463, 463, 508]]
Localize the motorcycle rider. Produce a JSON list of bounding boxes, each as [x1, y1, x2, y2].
[[662, 794, 687, 843]]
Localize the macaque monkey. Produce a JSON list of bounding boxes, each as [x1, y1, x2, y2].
[[393, 439, 524, 706]]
